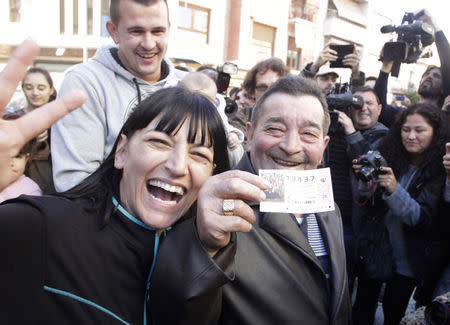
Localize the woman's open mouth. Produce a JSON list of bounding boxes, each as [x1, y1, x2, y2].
[[146, 180, 184, 206]]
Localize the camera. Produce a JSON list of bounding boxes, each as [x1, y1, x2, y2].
[[224, 96, 238, 116], [326, 82, 363, 133], [380, 12, 435, 76], [425, 300, 450, 325], [356, 150, 388, 182], [216, 62, 238, 95]]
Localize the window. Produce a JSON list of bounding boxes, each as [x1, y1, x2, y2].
[[101, 0, 110, 37], [59, 0, 65, 33], [9, 0, 21, 22], [251, 22, 275, 60], [73, 0, 79, 34], [289, 0, 317, 23], [287, 37, 301, 69], [177, 3, 210, 44], [87, 0, 93, 35]]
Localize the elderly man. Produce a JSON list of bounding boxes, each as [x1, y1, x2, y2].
[[150, 76, 351, 325], [51, 0, 185, 191]]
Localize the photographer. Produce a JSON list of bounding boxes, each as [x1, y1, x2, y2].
[[301, 41, 365, 93], [326, 86, 388, 295], [338, 86, 388, 158], [352, 103, 448, 325], [375, 9, 450, 127]]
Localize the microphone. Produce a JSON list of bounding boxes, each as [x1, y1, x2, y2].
[[380, 25, 396, 33]]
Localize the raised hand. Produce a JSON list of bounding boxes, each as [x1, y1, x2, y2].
[[0, 38, 86, 160], [196, 170, 269, 256], [310, 41, 338, 74]]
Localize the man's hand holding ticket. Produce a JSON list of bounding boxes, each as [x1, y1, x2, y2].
[[259, 168, 334, 214]]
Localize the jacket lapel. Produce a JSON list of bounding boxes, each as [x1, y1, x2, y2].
[[316, 210, 347, 323], [259, 211, 323, 272]]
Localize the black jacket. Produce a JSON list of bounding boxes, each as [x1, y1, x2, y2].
[[0, 195, 158, 324]]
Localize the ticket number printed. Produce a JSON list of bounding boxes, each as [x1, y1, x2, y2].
[[259, 168, 334, 214]]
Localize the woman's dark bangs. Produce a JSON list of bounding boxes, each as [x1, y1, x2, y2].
[[129, 87, 219, 148], [187, 106, 210, 147]]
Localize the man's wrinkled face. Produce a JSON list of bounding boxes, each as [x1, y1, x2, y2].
[[246, 93, 329, 172]]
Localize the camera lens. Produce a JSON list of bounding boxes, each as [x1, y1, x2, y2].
[[358, 166, 376, 182]]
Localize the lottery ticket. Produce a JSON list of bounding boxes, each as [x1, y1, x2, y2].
[[259, 168, 334, 214]]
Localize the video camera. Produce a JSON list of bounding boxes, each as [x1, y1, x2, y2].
[[326, 82, 363, 133], [380, 12, 435, 77], [356, 150, 387, 182]]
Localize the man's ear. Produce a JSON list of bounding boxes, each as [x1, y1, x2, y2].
[[246, 121, 254, 150], [106, 20, 119, 44], [323, 135, 330, 149], [114, 134, 128, 170]]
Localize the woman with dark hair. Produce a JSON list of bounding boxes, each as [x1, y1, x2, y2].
[[6, 67, 58, 193], [21, 67, 57, 111], [352, 103, 448, 325], [0, 86, 230, 324]]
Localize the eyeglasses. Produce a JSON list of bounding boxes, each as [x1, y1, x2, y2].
[[255, 84, 269, 92]]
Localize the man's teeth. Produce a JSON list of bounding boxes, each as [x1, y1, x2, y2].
[[148, 180, 184, 195], [139, 53, 156, 58], [273, 158, 300, 166]]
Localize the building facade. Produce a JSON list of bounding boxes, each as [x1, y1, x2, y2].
[[0, 0, 440, 97]]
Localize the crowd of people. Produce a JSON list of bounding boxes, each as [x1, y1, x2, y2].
[[0, 0, 449, 324]]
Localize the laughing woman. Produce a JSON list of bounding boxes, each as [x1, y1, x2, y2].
[[0, 86, 229, 324]]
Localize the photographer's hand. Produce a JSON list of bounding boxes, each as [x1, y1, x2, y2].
[[342, 50, 360, 78], [415, 9, 441, 33], [443, 142, 450, 180], [442, 95, 450, 112], [337, 111, 356, 135], [377, 167, 398, 195], [352, 159, 362, 175], [310, 41, 338, 74]]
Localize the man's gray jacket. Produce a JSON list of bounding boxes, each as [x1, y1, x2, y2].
[[149, 153, 351, 324]]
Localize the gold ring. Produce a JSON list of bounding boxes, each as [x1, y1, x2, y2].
[[223, 199, 234, 216]]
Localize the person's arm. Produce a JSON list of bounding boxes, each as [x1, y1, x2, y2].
[[415, 9, 450, 100], [381, 167, 444, 229], [343, 49, 365, 90], [300, 62, 316, 79], [443, 143, 450, 202], [300, 41, 338, 79], [435, 31, 450, 99], [150, 217, 236, 324], [374, 61, 392, 109], [150, 170, 268, 324], [375, 61, 403, 128], [51, 71, 106, 192]]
